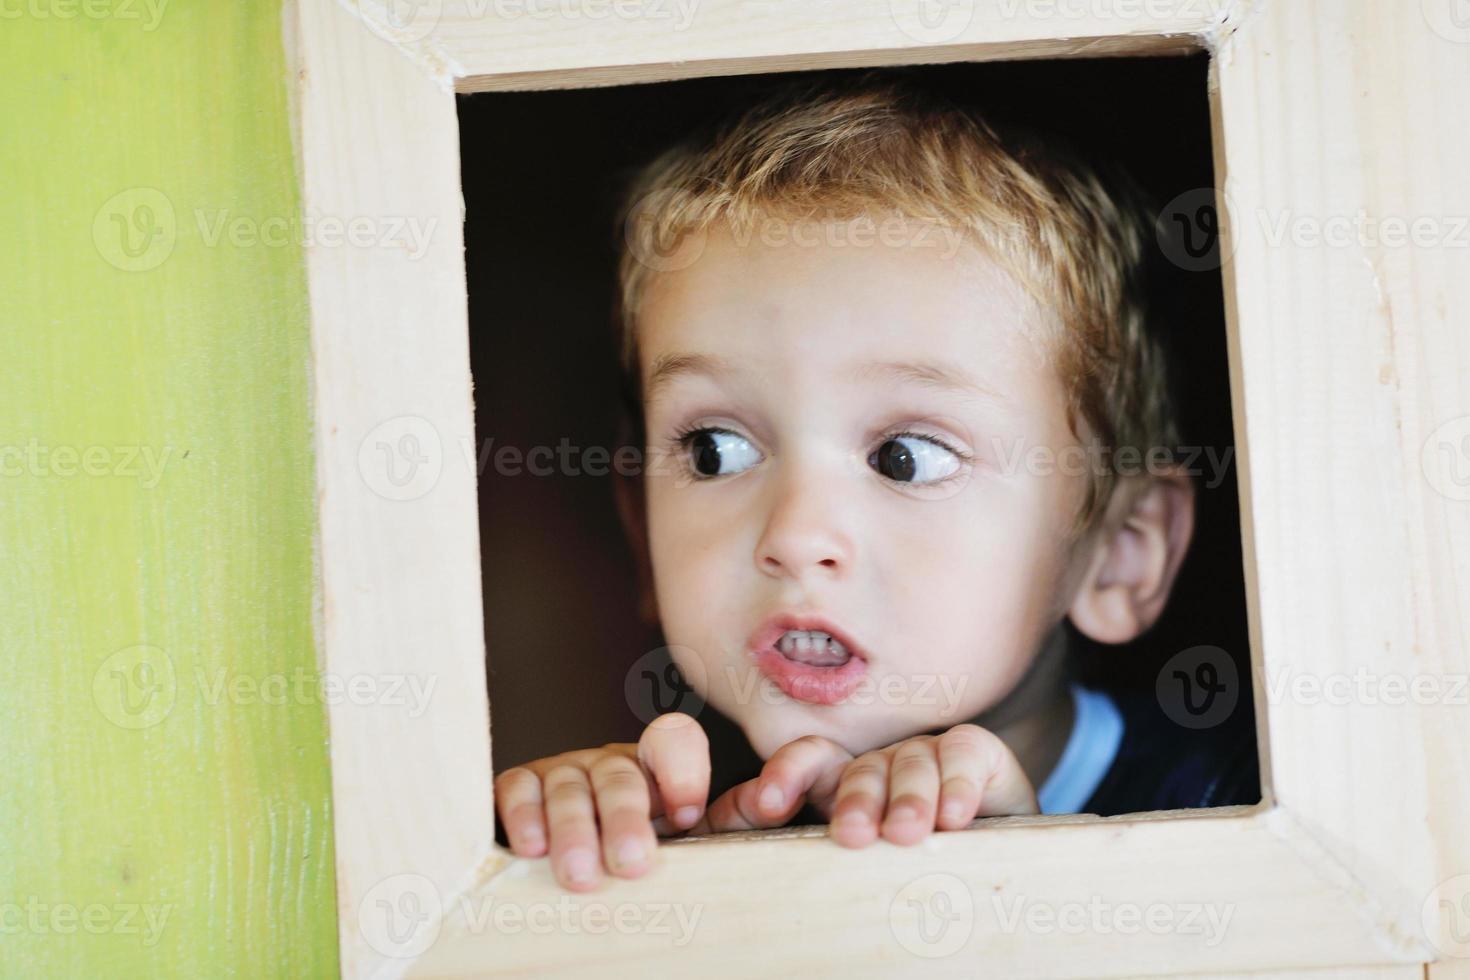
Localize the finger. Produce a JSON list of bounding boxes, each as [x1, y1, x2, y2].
[[637, 712, 710, 831], [541, 764, 603, 892], [493, 766, 548, 857], [587, 755, 658, 879], [930, 724, 1040, 819], [695, 735, 855, 834], [519, 746, 614, 777], [828, 751, 891, 848], [881, 738, 940, 846], [752, 735, 853, 822], [933, 725, 990, 829], [954, 724, 1040, 818], [696, 779, 770, 833]]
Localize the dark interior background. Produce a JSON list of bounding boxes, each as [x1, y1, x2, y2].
[[458, 54, 1251, 809]]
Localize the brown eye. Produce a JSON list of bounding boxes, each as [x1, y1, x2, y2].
[[870, 439, 916, 482], [683, 428, 760, 478], [868, 435, 961, 484]]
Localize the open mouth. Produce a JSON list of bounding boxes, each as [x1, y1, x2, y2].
[[775, 629, 852, 667], [748, 616, 870, 706]]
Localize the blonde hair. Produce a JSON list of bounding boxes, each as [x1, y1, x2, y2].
[[612, 72, 1182, 542]]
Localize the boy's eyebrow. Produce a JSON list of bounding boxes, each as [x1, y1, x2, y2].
[[847, 358, 1012, 406], [644, 352, 1012, 407], [644, 351, 738, 405]]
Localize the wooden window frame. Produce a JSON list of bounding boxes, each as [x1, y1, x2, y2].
[[285, 0, 1467, 976]]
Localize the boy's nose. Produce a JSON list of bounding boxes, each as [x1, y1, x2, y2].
[[754, 470, 854, 581]]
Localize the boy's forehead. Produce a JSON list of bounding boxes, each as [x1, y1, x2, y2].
[[642, 349, 1018, 414], [638, 219, 1050, 392], [659, 215, 1017, 291]]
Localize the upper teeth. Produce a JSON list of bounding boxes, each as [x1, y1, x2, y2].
[[777, 629, 848, 656]]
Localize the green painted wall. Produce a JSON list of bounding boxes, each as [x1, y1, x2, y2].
[[0, 2, 337, 976]]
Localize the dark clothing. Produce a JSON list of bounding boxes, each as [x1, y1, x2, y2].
[[1080, 683, 1261, 816]]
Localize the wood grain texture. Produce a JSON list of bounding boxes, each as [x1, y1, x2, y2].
[[1192, 969, 1424, 980], [1210, 0, 1470, 971], [407, 807, 1424, 977], [341, 0, 1233, 92], [298, 0, 1468, 974], [0, 1, 336, 976], [288, 2, 494, 978]]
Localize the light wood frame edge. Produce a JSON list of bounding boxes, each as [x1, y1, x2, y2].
[[286, 0, 1459, 976]]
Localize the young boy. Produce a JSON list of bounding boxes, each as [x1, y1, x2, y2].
[[493, 73, 1258, 892]]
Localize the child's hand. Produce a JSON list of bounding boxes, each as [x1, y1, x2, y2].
[[687, 724, 1037, 845], [824, 724, 1039, 848], [493, 712, 711, 891], [688, 734, 856, 834]]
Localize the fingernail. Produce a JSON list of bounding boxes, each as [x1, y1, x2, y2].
[[941, 801, 963, 822], [835, 810, 866, 828], [614, 840, 646, 868], [673, 805, 700, 827], [563, 849, 596, 884], [889, 804, 921, 822]]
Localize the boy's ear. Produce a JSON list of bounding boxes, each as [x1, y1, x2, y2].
[[612, 416, 659, 627], [1066, 469, 1196, 645]]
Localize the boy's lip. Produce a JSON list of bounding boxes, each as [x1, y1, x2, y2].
[[746, 613, 872, 664], [746, 613, 872, 706]]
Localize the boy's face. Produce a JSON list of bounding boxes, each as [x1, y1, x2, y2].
[[637, 218, 1092, 760]]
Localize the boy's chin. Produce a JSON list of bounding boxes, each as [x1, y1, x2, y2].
[[738, 707, 901, 761], [740, 711, 836, 760]]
